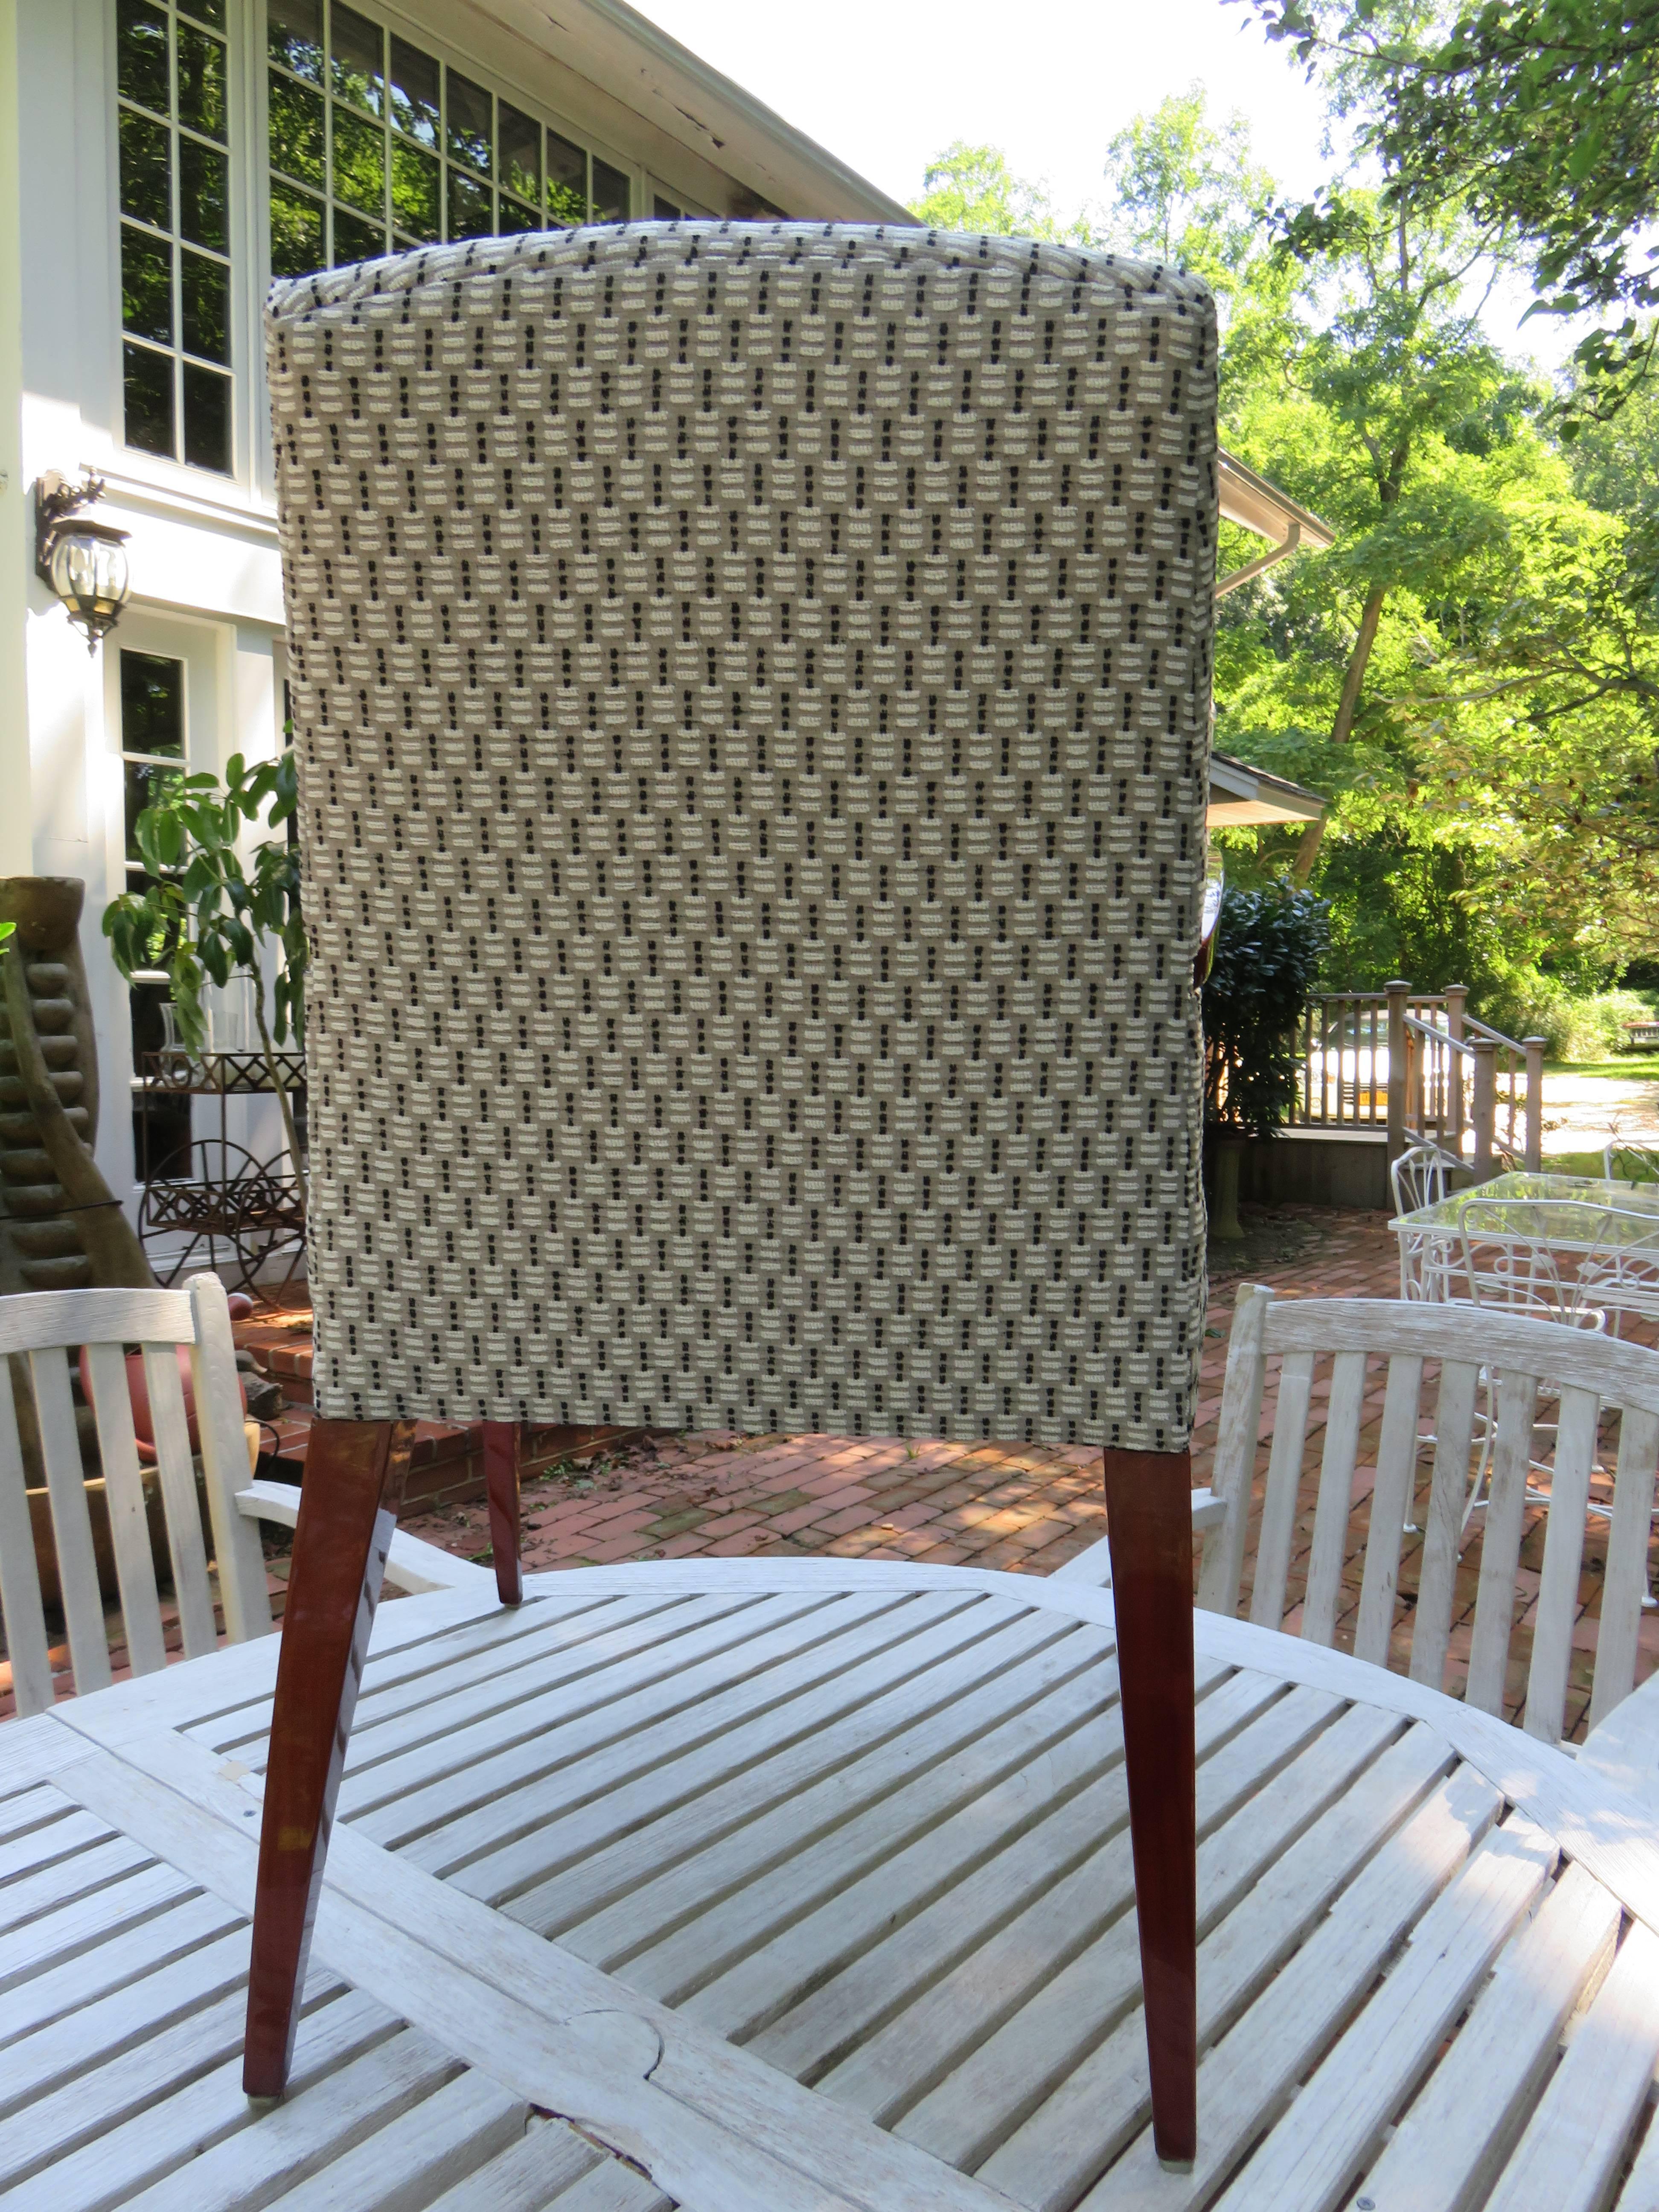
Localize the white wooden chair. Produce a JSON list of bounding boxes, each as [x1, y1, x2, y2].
[[0, 1278, 485, 1718], [1201, 1285, 1659, 1746]]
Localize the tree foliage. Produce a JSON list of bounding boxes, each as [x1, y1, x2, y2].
[[1203, 883, 1331, 1133], [103, 750, 309, 1201]]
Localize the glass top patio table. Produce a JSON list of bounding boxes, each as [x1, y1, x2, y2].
[[1390, 1168, 1659, 1252]]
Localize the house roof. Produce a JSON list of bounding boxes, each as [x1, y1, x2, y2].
[[1207, 749, 1327, 827]]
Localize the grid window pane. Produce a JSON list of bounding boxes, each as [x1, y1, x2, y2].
[[270, 179, 325, 277], [178, 133, 228, 250], [119, 107, 171, 226], [390, 139, 440, 240], [266, 7, 638, 281], [329, 0, 382, 114], [389, 35, 438, 146], [118, 0, 233, 472], [447, 168, 492, 240], [122, 224, 173, 343], [499, 102, 538, 202], [122, 343, 175, 455], [547, 131, 585, 226], [268, 0, 323, 83], [182, 362, 231, 469], [175, 22, 227, 142], [181, 246, 229, 361], [445, 70, 491, 175], [269, 72, 326, 186], [331, 103, 384, 215], [591, 155, 629, 222], [120, 650, 186, 755], [117, 0, 170, 112], [331, 205, 384, 265]]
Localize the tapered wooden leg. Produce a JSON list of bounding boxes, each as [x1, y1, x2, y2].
[[1103, 1444, 1197, 2168], [481, 1420, 524, 1606], [243, 1418, 414, 2100]]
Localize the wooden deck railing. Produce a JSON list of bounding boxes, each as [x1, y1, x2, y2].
[[1287, 979, 1544, 1172]]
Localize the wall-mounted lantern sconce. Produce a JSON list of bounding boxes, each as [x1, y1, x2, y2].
[[34, 471, 131, 654]]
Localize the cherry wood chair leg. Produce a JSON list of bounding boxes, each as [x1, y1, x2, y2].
[[1103, 1444, 1197, 2169], [480, 1420, 524, 1606], [243, 1417, 415, 2101]]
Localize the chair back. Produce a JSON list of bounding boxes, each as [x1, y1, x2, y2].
[[1577, 1207, 1659, 1334], [265, 222, 1220, 1457], [0, 1276, 270, 1717], [1388, 1138, 1460, 1218], [1604, 1140, 1659, 1186], [1200, 1285, 1659, 1745], [1455, 1196, 1610, 1324]]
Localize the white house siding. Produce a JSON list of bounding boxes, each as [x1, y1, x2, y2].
[[0, 0, 905, 1226]]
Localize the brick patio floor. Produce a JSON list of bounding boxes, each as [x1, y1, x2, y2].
[[9, 1203, 1656, 1740], [398, 1200, 1659, 1743]]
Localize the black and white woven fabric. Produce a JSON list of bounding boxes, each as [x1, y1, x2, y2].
[[267, 220, 1217, 1449]]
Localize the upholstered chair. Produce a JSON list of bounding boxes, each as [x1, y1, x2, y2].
[[250, 219, 1218, 2160]]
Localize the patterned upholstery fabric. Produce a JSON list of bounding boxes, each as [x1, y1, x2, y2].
[[267, 221, 1217, 1450]]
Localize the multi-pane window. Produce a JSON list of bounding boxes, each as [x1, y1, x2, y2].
[[266, 0, 633, 280], [116, 0, 233, 474], [119, 652, 194, 1173]]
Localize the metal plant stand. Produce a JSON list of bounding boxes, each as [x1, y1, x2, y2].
[[137, 1048, 306, 1295]]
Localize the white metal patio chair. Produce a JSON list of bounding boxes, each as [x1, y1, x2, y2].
[[1604, 1138, 1659, 1186], [1389, 1138, 1465, 1301], [0, 1279, 486, 1718], [1202, 1284, 1659, 1745]]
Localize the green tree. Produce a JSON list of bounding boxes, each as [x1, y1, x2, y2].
[[1102, 86, 1276, 303], [910, 143, 1069, 241], [103, 751, 309, 1208], [1236, 0, 1659, 423]]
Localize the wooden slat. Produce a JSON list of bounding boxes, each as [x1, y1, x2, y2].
[[1249, 1350, 1315, 1628], [1301, 1348, 1367, 1645], [448, 1592, 992, 1919], [0, 1783, 73, 1850], [340, 1589, 893, 1825], [1352, 1353, 1423, 1668], [0, 1967, 355, 2195], [1408, 1357, 1480, 1693], [187, 1272, 273, 1646], [0, 1834, 153, 1939], [421, 2119, 620, 2212], [0, 1804, 119, 1886], [0, 1287, 195, 1359], [1, 1991, 402, 2212], [28, 1345, 111, 1698], [1590, 1406, 1659, 1732], [1482, 1921, 1659, 2212], [142, 1339, 218, 1660], [1262, 1295, 1659, 1417], [1525, 1382, 1601, 1742], [254, 2071, 527, 2212], [1210, 1815, 1558, 2211], [1197, 1284, 1270, 1619], [211, 1589, 686, 1761], [0, 1859, 195, 1996], [83, 1340, 167, 1679], [1612, 2083, 1659, 2212], [1467, 1367, 1543, 1717], [757, 1675, 1316, 2092], [237, 1476, 494, 1596], [0, 1924, 253, 2121], [59, 1738, 1013, 2212], [1071, 1763, 1502, 2212], [1, 1888, 240, 2050], [0, 1360, 53, 1718], [1356, 1861, 1621, 2212], [561, 1622, 1117, 1983], [627, 1652, 1122, 2023]]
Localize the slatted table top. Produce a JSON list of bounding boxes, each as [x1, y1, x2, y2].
[[8, 1553, 1659, 2212]]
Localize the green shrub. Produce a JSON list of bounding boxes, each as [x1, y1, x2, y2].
[[1203, 881, 1330, 1138], [1482, 979, 1659, 1059]]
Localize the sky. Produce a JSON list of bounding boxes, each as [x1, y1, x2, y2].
[[631, 0, 1582, 372]]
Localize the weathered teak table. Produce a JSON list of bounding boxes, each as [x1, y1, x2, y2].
[[8, 1550, 1659, 2212]]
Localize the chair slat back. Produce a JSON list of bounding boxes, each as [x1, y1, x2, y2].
[[1204, 1289, 1659, 1743], [0, 1276, 270, 1717]]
